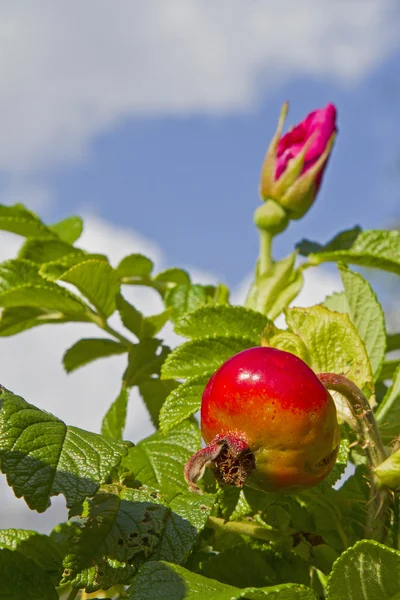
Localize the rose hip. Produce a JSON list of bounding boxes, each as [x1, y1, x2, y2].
[[185, 347, 340, 493]]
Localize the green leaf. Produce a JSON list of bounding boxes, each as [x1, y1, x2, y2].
[[63, 338, 126, 373], [374, 447, 400, 488], [0, 306, 69, 336], [154, 268, 191, 285], [117, 253, 154, 278], [62, 486, 213, 593], [376, 364, 400, 444], [18, 238, 85, 264], [0, 548, 57, 599], [117, 294, 172, 340], [139, 378, 178, 428], [117, 293, 144, 338], [0, 529, 62, 584], [60, 260, 120, 318], [262, 323, 311, 364], [159, 376, 208, 433], [161, 336, 254, 380], [175, 305, 270, 344], [0, 389, 127, 511], [121, 420, 200, 499], [198, 545, 310, 589], [246, 252, 304, 321], [339, 265, 386, 380], [322, 291, 349, 313], [40, 252, 108, 281], [285, 305, 373, 400], [142, 309, 172, 337], [0, 204, 55, 239], [123, 339, 170, 387], [49, 215, 84, 244], [326, 539, 400, 599], [299, 228, 400, 275], [0, 258, 42, 289], [0, 283, 89, 316], [128, 561, 318, 600], [378, 359, 400, 382], [387, 333, 400, 353], [165, 283, 219, 322], [0, 259, 89, 317], [101, 385, 130, 440]]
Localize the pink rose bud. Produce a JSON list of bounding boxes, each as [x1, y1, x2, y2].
[[260, 103, 337, 219]]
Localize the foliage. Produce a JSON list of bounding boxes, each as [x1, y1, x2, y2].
[[0, 165, 400, 600]]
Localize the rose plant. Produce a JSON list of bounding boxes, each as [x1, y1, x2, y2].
[[0, 103, 400, 599]]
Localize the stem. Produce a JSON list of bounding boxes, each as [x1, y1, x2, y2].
[[87, 311, 134, 349], [65, 588, 79, 600], [207, 515, 288, 543], [258, 229, 273, 276], [318, 373, 386, 466], [318, 373, 390, 541]]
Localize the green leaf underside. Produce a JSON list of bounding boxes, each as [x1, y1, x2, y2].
[[159, 376, 208, 433], [62, 486, 214, 593], [0, 548, 57, 599], [298, 228, 400, 275], [63, 337, 126, 373], [326, 539, 400, 599], [0, 391, 127, 511], [101, 386, 129, 440], [161, 336, 255, 380], [117, 253, 154, 278], [247, 251, 304, 321], [0, 306, 70, 336], [128, 561, 318, 600], [175, 305, 270, 344], [121, 420, 200, 499], [60, 260, 120, 318], [376, 364, 400, 444], [323, 291, 349, 313], [0, 204, 56, 239], [0, 529, 62, 583], [285, 305, 373, 399], [339, 265, 386, 380]]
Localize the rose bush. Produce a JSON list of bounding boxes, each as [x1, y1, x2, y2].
[[0, 102, 399, 599]]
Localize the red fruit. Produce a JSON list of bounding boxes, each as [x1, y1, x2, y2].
[[185, 347, 340, 493]]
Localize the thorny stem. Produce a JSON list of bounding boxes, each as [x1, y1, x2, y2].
[[318, 373, 390, 541]]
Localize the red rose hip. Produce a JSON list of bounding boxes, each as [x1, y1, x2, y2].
[[185, 347, 340, 493]]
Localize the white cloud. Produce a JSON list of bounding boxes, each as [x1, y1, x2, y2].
[[0, 0, 398, 172], [0, 215, 341, 532]]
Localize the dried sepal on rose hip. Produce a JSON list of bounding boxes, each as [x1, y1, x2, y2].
[[185, 347, 340, 494]]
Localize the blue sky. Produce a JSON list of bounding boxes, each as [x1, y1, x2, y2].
[[1, 1, 400, 288], [1, 0, 400, 531]]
